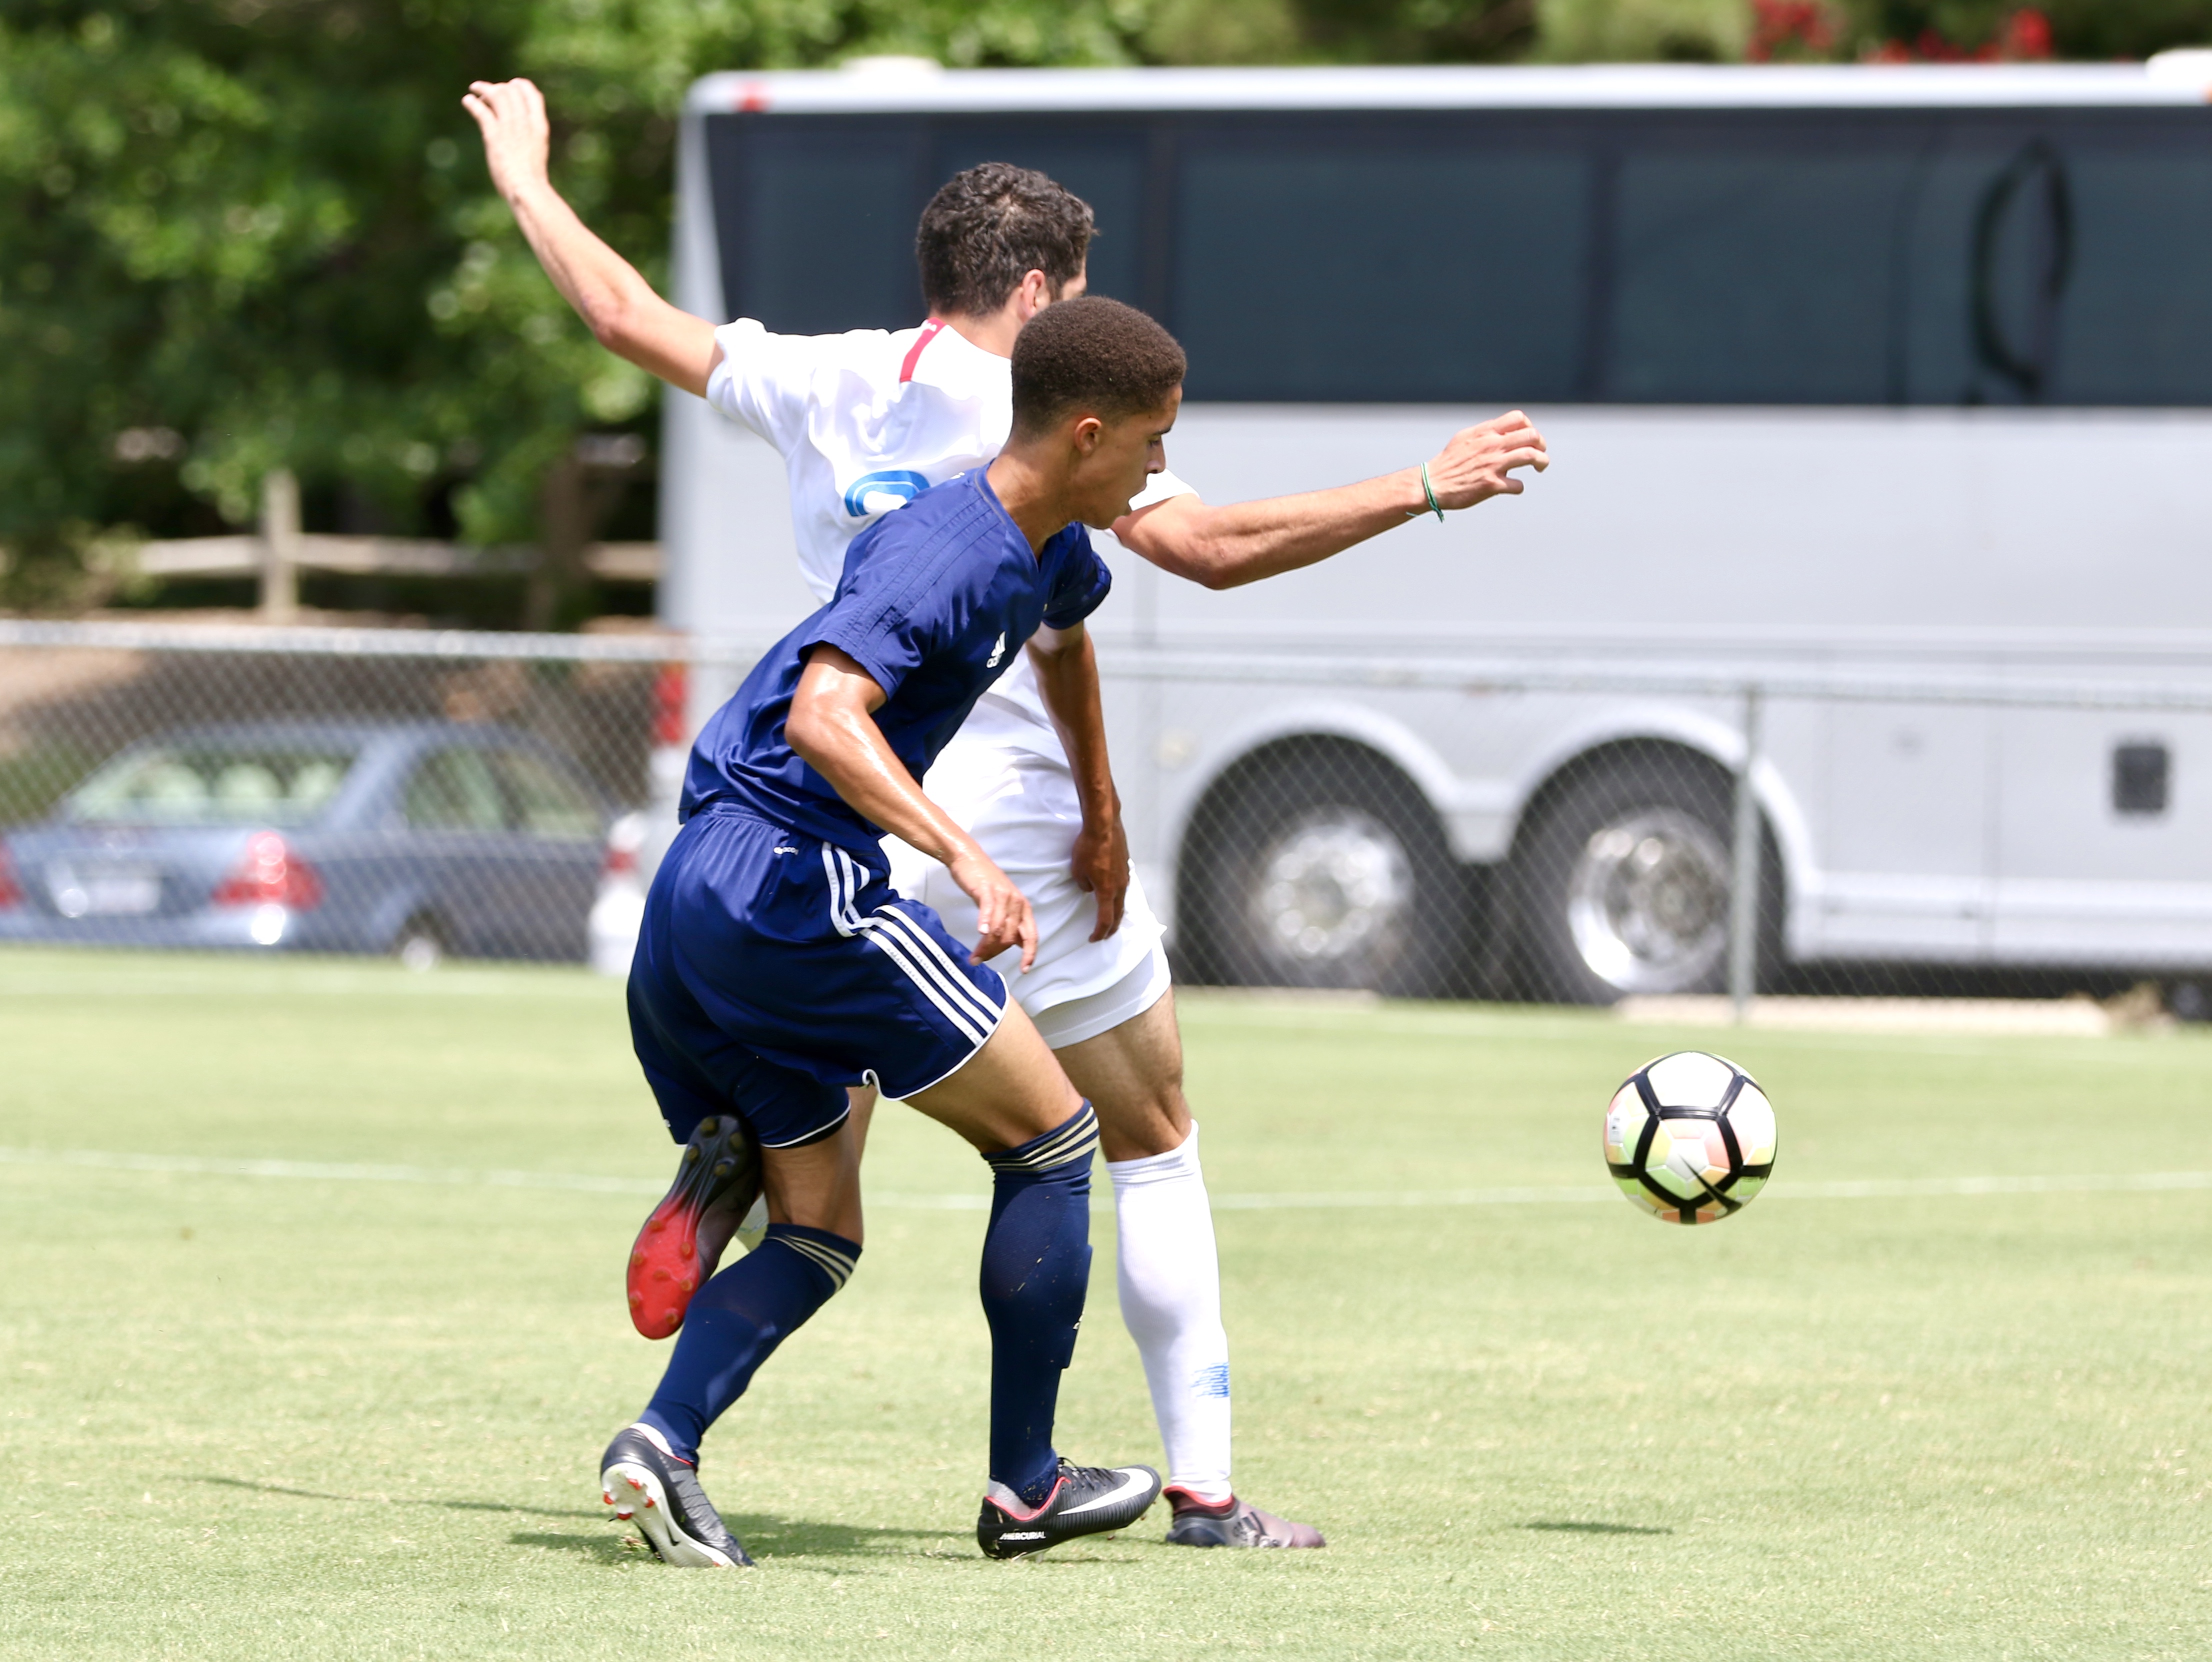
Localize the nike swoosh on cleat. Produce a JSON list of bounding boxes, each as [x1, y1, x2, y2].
[[1061, 1469, 1156, 1516]]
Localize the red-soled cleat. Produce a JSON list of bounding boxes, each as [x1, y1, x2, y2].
[[624, 1115, 761, 1339]]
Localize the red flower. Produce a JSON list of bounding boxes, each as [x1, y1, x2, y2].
[[1872, 8, 2052, 64], [1748, 0, 1836, 62], [2001, 8, 2054, 60]]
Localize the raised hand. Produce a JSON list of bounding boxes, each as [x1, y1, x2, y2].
[[462, 77, 552, 205], [1424, 410, 1550, 508]]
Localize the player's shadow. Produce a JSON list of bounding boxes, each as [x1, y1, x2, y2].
[[520, 1513, 960, 1568], [512, 1531, 637, 1565], [192, 1475, 604, 1522], [1522, 1521, 1674, 1536], [514, 1518, 1140, 1569], [198, 1477, 1055, 1564], [722, 1513, 951, 1561]]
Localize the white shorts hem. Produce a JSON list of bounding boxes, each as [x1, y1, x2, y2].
[[1030, 945, 1174, 1050]]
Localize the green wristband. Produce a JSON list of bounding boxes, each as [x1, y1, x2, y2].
[[1420, 461, 1444, 521]]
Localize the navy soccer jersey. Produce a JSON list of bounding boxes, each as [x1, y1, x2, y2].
[[630, 469, 1112, 1151], [684, 470, 1112, 857]]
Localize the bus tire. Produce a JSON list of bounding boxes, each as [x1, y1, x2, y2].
[[1512, 753, 1757, 1006], [1177, 745, 1466, 996]]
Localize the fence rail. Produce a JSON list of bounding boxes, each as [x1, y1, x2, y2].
[[116, 535, 662, 585], [1, 619, 2206, 1019], [8, 620, 2212, 712]]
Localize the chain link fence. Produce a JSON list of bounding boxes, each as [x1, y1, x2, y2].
[[0, 622, 698, 970], [4, 621, 2208, 1025], [1152, 648, 2212, 1028]]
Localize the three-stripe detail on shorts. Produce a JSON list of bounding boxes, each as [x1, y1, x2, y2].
[[772, 1232, 860, 1291], [985, 1102, 1100, 1174], [820, 846, 1002, 1047]]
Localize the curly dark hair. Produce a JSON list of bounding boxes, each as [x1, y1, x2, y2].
[[1010, 296, 1186, 439], [916, 162, 1094, 317]]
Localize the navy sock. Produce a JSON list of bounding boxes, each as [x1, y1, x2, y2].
[[638, 1223, 860, 1462], [979, 1102, 1098, 1507]]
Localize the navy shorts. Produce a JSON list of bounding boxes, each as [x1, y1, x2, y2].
[[628, 805, 1008, 1150]]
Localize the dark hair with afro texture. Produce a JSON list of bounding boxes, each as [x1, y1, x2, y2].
[[1009, 296, 1186, 439], [916, 163, 1094, 317]]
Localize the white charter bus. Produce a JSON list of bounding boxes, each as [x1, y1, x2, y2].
[[658, 60, 2212, 1002]]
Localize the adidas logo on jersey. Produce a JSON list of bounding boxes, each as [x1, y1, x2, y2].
[[986, 632, 1007, 669]]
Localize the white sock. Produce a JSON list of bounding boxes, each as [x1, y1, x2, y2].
[[1108, 1122, 1232, 1504]]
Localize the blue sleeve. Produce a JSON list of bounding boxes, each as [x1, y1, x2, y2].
[[800, 511, 964, 699], [1042, 528, 1113, 630]]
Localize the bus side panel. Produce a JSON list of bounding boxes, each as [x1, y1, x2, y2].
[[664, 111, 821, 653], [1137, 404, 2212, 974], [1144, 406, 2212, 645], [1990, 708, 2212, 967], [1813, 703, 1992, 960]]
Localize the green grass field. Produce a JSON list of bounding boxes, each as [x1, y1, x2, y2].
[[3, 949, 2209, 1659]]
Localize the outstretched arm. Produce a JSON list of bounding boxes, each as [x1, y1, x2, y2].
[[786, 646, 1040, 971], [1026, 621, 1127, 942], [462, 77, 720, 397], [1111, 409, 1549, 591]]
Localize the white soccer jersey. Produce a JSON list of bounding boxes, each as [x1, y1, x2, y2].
[[704, 313, 1192, 599], [706, 313, 1188, 1012]]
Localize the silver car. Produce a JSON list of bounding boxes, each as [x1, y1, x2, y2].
[[0, 721, 613, 964]]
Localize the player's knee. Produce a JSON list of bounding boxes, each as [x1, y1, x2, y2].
[[1094, 1078, 1192, 1161]]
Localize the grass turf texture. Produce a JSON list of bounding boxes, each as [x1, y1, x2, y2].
[[2, 950, 2208, 1660]]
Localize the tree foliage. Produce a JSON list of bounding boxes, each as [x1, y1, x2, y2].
[[0, 0, 1148, 606], [2, 0, 2207, 611]]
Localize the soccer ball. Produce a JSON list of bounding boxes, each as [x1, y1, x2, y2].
[[1603, 1051, 1776, 1225]]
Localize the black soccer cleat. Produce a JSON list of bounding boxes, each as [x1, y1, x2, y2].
[[1164, 1486, 1326, 1549], [976, 1458, 1162, 1559], [599, 1423, 754, 1568], [627, 1114, 762, 1340]]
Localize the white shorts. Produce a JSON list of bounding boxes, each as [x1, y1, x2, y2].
[[884, 712, 1170, 1047]]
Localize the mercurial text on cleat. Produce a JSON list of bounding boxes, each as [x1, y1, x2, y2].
[[599, 1423, 752, 1568], [976, 1459, 1162, 1559]]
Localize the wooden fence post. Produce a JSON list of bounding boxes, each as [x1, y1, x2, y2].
[[258, 470, 301, 623]]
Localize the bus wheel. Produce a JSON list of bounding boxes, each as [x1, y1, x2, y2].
[[1178, 746, 1464, 995], [1514, 757, 1740, 1005]]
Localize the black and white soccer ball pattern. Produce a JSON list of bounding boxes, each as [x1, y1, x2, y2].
[[1603, 1051, 1778, 1225]]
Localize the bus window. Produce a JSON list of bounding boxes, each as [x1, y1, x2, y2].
[[710, 120, 922, 329], [933, 128, 1148, 305], [1168, 125, 1590, 403], [705, 104, 2212, 407], [1902, 138, 2027, 405], [1902, 120, 2212, 407], [2056, 146, 2212, 404], [1609, 143, 1924, 404]]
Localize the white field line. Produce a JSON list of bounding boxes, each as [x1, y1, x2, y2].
[[0, 1146, 663, 1195], [1613, 994, 2119, 1037], [4, 1146, 2210, 1209]]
